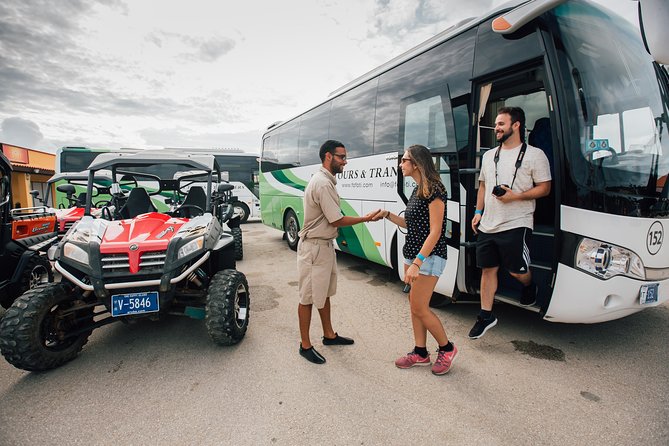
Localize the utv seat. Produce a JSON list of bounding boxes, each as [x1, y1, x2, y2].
[[178, 186, 207, 218], [118, 187, 157, 219]]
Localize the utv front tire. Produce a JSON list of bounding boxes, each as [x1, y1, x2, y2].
[[205, 270, 250, 345], [0, 283, 93, 371]]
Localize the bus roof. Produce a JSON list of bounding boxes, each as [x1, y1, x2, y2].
[[264, 0, 532, 134], [88, 151, 219, 172], [163, 148, 259, 157]]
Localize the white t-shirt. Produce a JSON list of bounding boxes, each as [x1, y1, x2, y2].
[[478, 143, 551, 233]]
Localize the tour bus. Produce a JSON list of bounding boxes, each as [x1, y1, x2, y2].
[[164, 148, 260, 222], [260, 0, 669, 323], [55, 146, 260, 221]]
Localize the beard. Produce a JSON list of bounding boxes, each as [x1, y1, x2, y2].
[[496, 128, 513, 144]]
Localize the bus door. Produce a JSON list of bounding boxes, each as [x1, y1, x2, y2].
[[465, 66, 558, 311], [396, 88, 461, 301]]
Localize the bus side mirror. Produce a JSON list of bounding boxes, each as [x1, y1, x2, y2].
[[639, 0, 669, 64]]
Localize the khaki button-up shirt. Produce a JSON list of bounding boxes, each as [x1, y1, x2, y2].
[[298, 167, 343, 240]]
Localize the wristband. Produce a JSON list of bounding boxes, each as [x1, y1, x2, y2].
[[411, 262, 420, 268], [416, 253, 426, 262], [474, 209, 483, 215]]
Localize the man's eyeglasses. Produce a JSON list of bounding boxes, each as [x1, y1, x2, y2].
[[400, 157, 412, 164], [333, 153, 347, 161]]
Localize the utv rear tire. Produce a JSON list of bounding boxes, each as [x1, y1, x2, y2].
[[0, 283, 93, 371], [233, 202, 250, 223], [0, 254, 54, 309], [284, 209, 300, 251], [205, 270, 250, 345], [232, 227, 243, 260]]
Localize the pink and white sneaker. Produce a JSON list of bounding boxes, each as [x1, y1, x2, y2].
[[395, 351, 431, 369], [431, 345, 458, 375]]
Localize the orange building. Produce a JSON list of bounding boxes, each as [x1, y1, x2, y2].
[[0, 143, 55, 208]]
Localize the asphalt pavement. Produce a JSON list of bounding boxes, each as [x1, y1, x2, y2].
[[0, 221, 667, 445]]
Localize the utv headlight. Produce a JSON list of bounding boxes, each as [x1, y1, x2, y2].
[[178, 236, 204, 259], [63, 243, 90, 265], [575, 238, 645, 280]]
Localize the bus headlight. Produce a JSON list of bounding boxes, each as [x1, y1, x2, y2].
[[178, 236, 204, 259], [575, 238, 645, 280], [63, 243, 90, 265]]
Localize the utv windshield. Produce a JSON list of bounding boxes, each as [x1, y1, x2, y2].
[[554, 2, 669, 210]]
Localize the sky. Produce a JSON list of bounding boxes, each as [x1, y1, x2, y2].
[[0, 0, 639, 154]]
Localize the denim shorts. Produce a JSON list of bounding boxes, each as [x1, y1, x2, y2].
[[404, 254, 447, 277]]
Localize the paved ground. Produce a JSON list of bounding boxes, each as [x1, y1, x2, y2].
[[0, 221, 667, 445]]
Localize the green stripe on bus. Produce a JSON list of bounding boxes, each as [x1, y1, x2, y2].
[[271, 171, 306, 191], [337, 200, 386, 266]]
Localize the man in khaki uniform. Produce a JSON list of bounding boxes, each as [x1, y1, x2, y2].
[[298, 140, 379, 364]]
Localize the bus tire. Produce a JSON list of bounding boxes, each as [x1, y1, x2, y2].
[[233, 202, 250, 223], [284, 209, 300, 251]]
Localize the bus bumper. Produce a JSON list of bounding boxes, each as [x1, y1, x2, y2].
[[544, 263, 668, 323]]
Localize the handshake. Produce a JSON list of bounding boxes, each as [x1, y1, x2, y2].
[[364, 209, 390, 222]]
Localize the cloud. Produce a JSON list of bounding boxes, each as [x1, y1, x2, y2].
[[147, 31, 237, 62], [0, 117, 45, 148]]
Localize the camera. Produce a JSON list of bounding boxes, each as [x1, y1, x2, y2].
[[492, 184, 509, 197]]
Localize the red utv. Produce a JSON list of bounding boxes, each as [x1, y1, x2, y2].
[[0, 151, 249, 371]]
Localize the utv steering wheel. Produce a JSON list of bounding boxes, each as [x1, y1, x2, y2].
[[177, 204, 205, 217], [94, 199, 112, 208], [101, 206, 113, 221]]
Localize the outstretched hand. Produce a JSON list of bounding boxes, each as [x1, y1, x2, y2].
[[369, 209, 386, 221], [364, 209, 382, 222]]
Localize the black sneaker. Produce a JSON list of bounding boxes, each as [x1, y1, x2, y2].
[[468, 316, 498, 339], [520, 283, 537, 306], [322, 332, 354, 345], [299, 344, 326, 364]]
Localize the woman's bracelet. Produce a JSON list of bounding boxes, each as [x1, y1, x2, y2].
[[385, 211, 391, 219], [416, 253, 426, 262], [411, 262, 420, 268]]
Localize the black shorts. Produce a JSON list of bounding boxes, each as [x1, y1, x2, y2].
[[476, 227, 532, 274]]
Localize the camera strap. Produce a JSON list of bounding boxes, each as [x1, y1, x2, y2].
[[494, 142, 527, 189]]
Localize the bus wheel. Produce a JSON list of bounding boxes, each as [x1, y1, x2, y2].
[[233, 202, 250, 223], [284, 210, 300, 251]]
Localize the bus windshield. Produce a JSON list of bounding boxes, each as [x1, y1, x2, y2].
[[555, 2, 669, 199]]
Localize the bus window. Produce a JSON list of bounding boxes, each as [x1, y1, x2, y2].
[[329, 78, 378, 159], [403, 94, 449, 151], [298, 103, 331, 166]]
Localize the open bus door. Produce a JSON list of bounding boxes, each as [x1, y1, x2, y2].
[[465, 66, 558, 312], [395, 86, 462, 305]]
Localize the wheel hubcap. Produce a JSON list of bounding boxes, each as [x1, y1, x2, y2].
[[234, 283, 249, 328], [30, 266, 49, 288]]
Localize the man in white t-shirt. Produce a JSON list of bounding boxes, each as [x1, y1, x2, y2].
[[469, 107, 552, 339]]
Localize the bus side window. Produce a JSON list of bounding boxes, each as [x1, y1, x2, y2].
[[400, 89, 456, 153]]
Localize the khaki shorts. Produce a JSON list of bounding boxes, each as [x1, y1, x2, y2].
[[297, 238, 337, 309]]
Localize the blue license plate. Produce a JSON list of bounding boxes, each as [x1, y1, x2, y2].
[[639, 283, 659, 306], [111, 291, 159, 317]]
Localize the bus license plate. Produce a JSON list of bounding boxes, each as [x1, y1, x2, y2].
[[639, 283, 659, 306], [111, 291, 159, 317]]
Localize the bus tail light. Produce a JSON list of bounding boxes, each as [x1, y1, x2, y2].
[[575, 238, 645, 280]]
